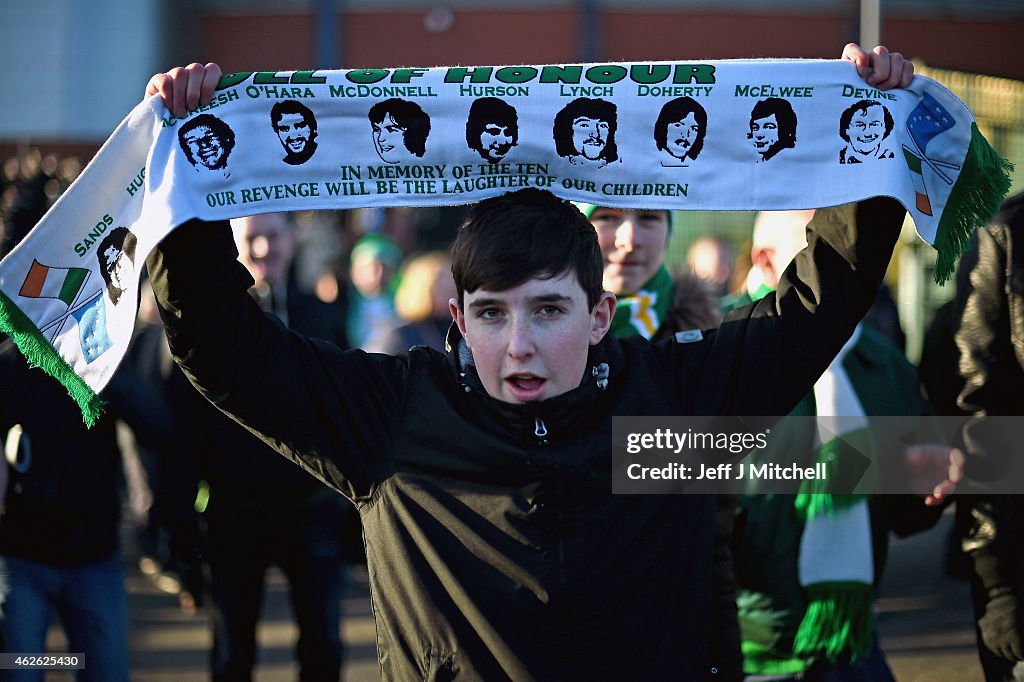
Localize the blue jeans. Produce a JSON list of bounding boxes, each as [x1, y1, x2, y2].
[[0, 553, 128, 682]]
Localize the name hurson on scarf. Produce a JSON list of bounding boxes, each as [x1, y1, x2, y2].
[[0, 58, 1012, 424]]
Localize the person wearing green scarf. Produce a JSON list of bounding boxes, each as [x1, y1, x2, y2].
[[730, 209, 959, 681], [579, 204, 722, 338]]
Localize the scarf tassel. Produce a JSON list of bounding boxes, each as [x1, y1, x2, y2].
[[0, 288, 104, 426], [932, 123, 1014, 284], [793, 581, 875, 662]]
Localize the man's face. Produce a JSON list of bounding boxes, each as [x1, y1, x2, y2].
[[232, 213, 295, 286], [452, 272, 612, 404], [750, 114, 779, 157], [847, 105, 887, 155], [591, 208, 670, 295], [372, 113, 408, 164], [275, 113, 312, 156], [665, 112, 701, 159], [572, 116, 609, 160], [183, 125, 225, 169], [479, 123, 514, 162], [103, 244, 132, 293]]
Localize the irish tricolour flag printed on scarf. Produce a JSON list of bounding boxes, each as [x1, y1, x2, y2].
[[901, 93, 961, 216], [19, 261, 91, 307]]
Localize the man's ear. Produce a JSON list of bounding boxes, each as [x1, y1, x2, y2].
[[589, 291, 616, 345], [450, 298, 469, 347]]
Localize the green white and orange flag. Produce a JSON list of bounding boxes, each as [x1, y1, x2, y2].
[[19, 261, 91, 306], [0, 58, 1012, 422]]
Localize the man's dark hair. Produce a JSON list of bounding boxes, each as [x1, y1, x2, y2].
[[451, 188, 603, 310], [368, 98, 431, 157], [839, 99, 894, 142], [466, 98, 519, 158], [654, 97, 708, 160], [271, 99, 318, 136], [177, 114, 236, 169], [552, 98, 618, 162], [97, 226, 137, 305], [747, 98, 797, 160]]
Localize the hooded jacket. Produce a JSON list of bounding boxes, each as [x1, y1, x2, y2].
[[147, 198, 903, 681]]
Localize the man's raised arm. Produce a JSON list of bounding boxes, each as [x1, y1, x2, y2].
[[144, 64, 404, 502]]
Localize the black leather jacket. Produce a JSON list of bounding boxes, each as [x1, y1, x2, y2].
[[955, 193, 1024, 631]]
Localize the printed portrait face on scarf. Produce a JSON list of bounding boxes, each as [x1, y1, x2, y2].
[[747, 97, 797, 162], [466, 97, 519, 163], [178, 114, 235, 171], [553, 98, 619, 167], [96, 227, 137, 306], [654, 96, 708, 166], [368, 98, 431, 164], [270, 100, 319, 165], [839, 100, 895, 163]]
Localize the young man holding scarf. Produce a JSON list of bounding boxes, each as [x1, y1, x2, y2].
[[143, 45, 937, 680]]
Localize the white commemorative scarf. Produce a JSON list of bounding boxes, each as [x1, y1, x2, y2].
[[0, 58, 1011, 422]]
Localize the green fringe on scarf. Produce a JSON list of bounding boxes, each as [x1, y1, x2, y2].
[[933, 123, 1014, 284], [793, 581, 875, 662], [740, 640, 809, 676], [0, 288, 104, 426]]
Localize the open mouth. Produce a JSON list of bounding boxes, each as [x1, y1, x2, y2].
[[505, 374, 546, 400]]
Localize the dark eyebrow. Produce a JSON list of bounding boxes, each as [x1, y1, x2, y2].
[[467, 297, 505, 311], [531, 293, 573, 304], [467, 293, 574, 311]]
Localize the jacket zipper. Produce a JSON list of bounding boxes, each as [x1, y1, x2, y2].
[[534, 417, 549, 446]]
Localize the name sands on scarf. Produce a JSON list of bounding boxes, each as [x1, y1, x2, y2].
[[0, 58, 1010, 423]]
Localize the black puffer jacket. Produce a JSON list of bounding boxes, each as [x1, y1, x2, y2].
[[148, 198, 902, 681]]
